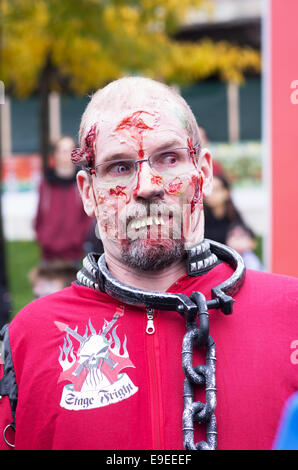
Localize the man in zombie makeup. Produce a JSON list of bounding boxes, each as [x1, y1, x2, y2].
[[0, 77, 298, 451], [73, 80, 210, 285]]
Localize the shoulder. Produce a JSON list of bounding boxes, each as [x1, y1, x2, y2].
[[193, 262, 298, 311], [9, 283, 112, 335], [9, 286, 79, 335], [245, 268, 298, 291], [236, 268, 298, 313], [11, 287, 73, 326]]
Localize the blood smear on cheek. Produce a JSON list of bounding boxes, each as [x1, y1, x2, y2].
[[109, 185, 130, 202], [190, 173, 203, 213], [165, 176, 184, 195]]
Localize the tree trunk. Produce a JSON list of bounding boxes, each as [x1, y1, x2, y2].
[[39, 58, 53, 174]]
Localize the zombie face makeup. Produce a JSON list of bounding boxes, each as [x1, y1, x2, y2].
[[78, 103, 211, 271], [113, 110, 159, 159], [71, 124, 99, 168]]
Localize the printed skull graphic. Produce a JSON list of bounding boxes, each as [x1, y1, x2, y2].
[[56, 310, 135, 392], [76, 333, 112, 390]]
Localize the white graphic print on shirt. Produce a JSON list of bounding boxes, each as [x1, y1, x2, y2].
[[55, 307, 138, 410]]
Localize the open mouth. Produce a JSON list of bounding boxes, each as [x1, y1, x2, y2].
[[126, 212, 181, 241], [129, 215, 165, 230]]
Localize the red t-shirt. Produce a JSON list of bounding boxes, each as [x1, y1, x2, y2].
[[0, 263, 297, 450]]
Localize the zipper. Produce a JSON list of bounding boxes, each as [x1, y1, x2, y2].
[[146, 307, 155, 335], [145, 307, 164, 449]]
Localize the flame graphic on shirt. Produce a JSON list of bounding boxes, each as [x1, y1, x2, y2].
[[55, 308, 135, 392]]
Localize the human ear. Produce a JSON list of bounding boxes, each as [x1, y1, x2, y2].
[[199, 149, 213, 197], [76, 170, 96, 217]]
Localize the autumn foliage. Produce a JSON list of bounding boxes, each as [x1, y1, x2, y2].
[[2, 0, 261, 97]]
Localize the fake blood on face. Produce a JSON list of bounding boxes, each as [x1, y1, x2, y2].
[[114, 111, 159, 197], [115, 111, 154, 133], [151, 175, 163, 186], [190, 173, 203, 213], [132, 164, 142, 199], [114, 111, 154, 160], [132, 164, 161, 199], [71, 123, 99, 167], [165, 177, 183, 195], [187, 137, 194, 156], [109, 185, 128, 199]]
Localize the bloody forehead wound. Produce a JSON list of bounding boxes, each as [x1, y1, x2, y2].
[[114, 111, 154, 160], [71, 123, 98, 168], [71, 109, 197, 171]]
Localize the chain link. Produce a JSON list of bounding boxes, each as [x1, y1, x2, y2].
[[182, 291, 217, 450]]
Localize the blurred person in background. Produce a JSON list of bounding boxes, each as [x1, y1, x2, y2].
[[204, 170, 244, 244], [226, 222, 263, 271], [199, 126, 262, 270], [204, 171, 263, 270], [29, 260, 78, 299], [34, 136, 94, 267]]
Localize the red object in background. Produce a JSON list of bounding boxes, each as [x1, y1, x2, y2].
[[1, 154, 42, 187], [270, 1, 298, 277]]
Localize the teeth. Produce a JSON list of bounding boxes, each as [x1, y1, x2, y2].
[[130, 216, 165, 229]]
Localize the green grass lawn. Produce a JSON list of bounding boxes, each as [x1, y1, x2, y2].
[[5, 240, 41, 319]]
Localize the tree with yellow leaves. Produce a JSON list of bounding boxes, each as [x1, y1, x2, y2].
[[1, 0, 261, 169]]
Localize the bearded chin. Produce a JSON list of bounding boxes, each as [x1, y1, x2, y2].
[[121, 238, 185, 272]]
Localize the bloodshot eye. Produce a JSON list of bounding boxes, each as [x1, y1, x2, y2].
[[105, 160, 134, 176], [155, 153, 179, 168], [167, 155, 177, 165]]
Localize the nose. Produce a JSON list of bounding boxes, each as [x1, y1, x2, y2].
[[133, 161, 164, 201]]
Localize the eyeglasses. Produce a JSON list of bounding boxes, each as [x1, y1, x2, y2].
[[88, 144, 200, 186]]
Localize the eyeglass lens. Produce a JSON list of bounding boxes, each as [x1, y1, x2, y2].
[[95, 148, 193, 184]]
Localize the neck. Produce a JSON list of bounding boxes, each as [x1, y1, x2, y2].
[[105, 250, 186, 292], [212, 205, 225, 218], [77, 238, 219, 295]]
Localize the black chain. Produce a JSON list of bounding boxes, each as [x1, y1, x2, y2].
[[182, 291, 217, 450]]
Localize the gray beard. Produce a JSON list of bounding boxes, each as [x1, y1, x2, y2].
[[121, 238, 185, 272]]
